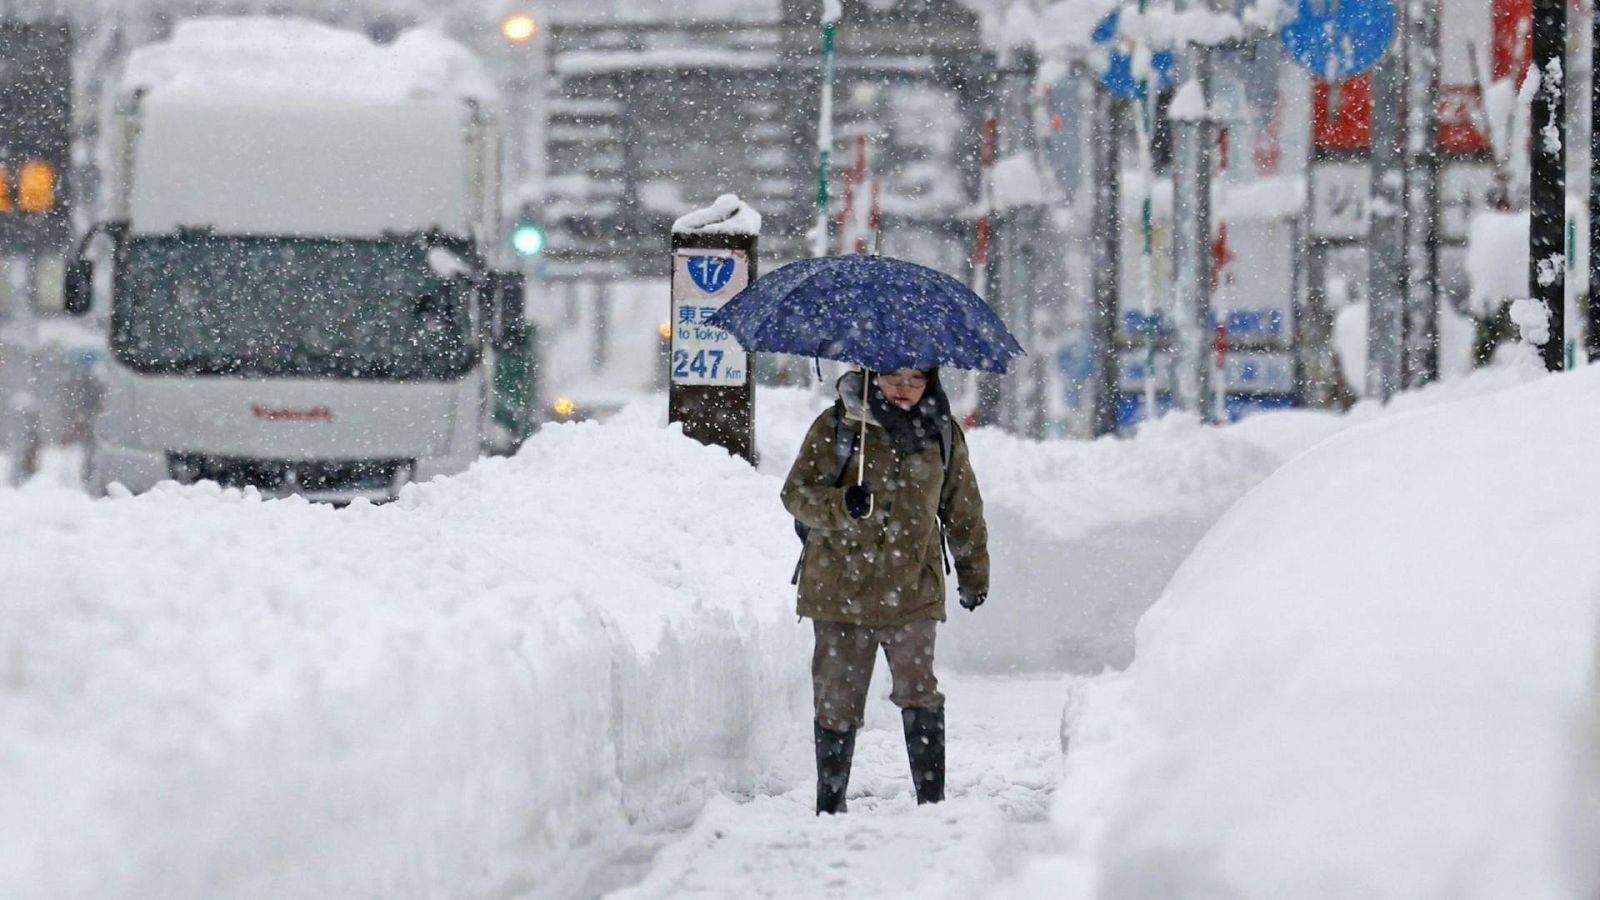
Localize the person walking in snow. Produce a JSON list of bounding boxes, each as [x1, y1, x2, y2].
[[781, 366, 990, 815]]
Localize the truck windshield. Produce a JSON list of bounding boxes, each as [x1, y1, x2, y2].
[[112, 235, 479, 380]]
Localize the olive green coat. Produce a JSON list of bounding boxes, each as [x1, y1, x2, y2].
[[781, 395, 990, 626]]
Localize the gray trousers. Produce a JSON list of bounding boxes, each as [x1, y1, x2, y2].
[[811, 619, 944, 732]]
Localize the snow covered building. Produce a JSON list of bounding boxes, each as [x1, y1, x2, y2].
[[535, 0, 992, 279]]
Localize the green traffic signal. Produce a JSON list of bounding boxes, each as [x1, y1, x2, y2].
[[512, 224, 545, 256]]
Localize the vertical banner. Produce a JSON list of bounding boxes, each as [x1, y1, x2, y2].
[[667, 231, 756, 462]]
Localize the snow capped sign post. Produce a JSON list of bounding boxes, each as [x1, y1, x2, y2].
[[670, 195, 759, 463]]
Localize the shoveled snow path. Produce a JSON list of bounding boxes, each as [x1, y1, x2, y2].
[[601, 673, 1070, 899]]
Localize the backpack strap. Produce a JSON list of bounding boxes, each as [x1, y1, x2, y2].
[[935, 415, 954, 575], [792, 402, 857, 585], [829, 400, 856, 487]]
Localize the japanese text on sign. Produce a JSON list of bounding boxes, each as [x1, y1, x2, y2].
[[1310, 163, 1371, 240], [670, 250, 750, 386]]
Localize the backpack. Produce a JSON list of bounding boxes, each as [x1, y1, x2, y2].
[[791, 400, 955, 585]]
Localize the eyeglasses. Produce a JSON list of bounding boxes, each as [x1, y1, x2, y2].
[[877, 371, 927, 389]]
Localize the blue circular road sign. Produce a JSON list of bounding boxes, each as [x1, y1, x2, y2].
[[1280, 0, 1396, 80]]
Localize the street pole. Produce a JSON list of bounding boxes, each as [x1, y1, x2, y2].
[[972, 112, 997, 297], [1090, 86, 1124, 436], [1402, 0, 1440, 387], [1, 256, 40, 483], [1530, 0, 1566, 371], [1589, 0, 1600, 361], [1368, 35, 1406, 400], [1170, 55, 1214, 421], [1131, 0, 1159, 421], [972, 111, 1002, 428], [810, 2, 839, 260], [999, 47, 1040, 435]]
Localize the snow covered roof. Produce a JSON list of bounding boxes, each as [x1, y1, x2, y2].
[[122, 17, 497, 105]]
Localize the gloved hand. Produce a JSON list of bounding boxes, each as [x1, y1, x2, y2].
[[958, 588, 987, 611], [844, 484, 874, 519]]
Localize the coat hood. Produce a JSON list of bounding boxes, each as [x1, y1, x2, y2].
[[835, 370, 882, 427]]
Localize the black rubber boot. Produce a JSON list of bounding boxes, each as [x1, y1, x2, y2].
[[902, 706, 945, 804], [815, 723, 856, 815]]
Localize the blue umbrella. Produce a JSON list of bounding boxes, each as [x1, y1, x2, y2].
[[707, 254, 1023, 487], [705, 254, 1024, 375]]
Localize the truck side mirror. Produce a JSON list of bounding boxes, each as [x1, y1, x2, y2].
[[63, 259, 93, 316], [488, 271, 527, 352]]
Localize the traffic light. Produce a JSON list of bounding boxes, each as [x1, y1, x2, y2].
[[18, 161, 55, 212], [512, 222, 545, 256], [501, 13, 537, 43]]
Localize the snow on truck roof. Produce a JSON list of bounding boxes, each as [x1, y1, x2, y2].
[[121, 19, 496, 240], [122, 17, 496, 105]]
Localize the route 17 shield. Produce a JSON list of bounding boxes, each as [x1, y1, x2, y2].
[[687, 255, 736, 294]]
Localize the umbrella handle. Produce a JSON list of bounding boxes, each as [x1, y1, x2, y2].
[[858, 371, 868, 486]]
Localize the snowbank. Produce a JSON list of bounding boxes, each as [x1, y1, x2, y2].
[[1333, 294, 1481, 390], [1013, 363, 1600, 899], [0, 416, 807, 899], [1466, 210, 1529, 316]]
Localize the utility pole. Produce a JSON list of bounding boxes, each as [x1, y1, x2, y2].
[[1530, 0, 1565, 371]]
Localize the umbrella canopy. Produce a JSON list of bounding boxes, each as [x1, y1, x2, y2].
[[704, 254, 1024, 374]]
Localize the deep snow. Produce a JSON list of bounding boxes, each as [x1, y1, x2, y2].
[[1, 416, 810, 898], [603, 674, 1067, 900], [6, 354, 1592, 898], [1005, 356, 1600, 899]]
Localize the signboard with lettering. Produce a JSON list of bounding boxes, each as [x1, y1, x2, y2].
[[1310, 162, 1372, 240], [1116, 349, 1174, 394], [1213, 219, 1297, 349], [0, 21, 72, 253], [1221, 350, 1297, 394], [670, 249, 750, 386]]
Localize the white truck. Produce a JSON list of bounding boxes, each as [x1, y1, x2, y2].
[[65, 18, 529, 501]]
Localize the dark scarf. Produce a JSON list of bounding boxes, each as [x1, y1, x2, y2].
[[866, 372, 951, 456]]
